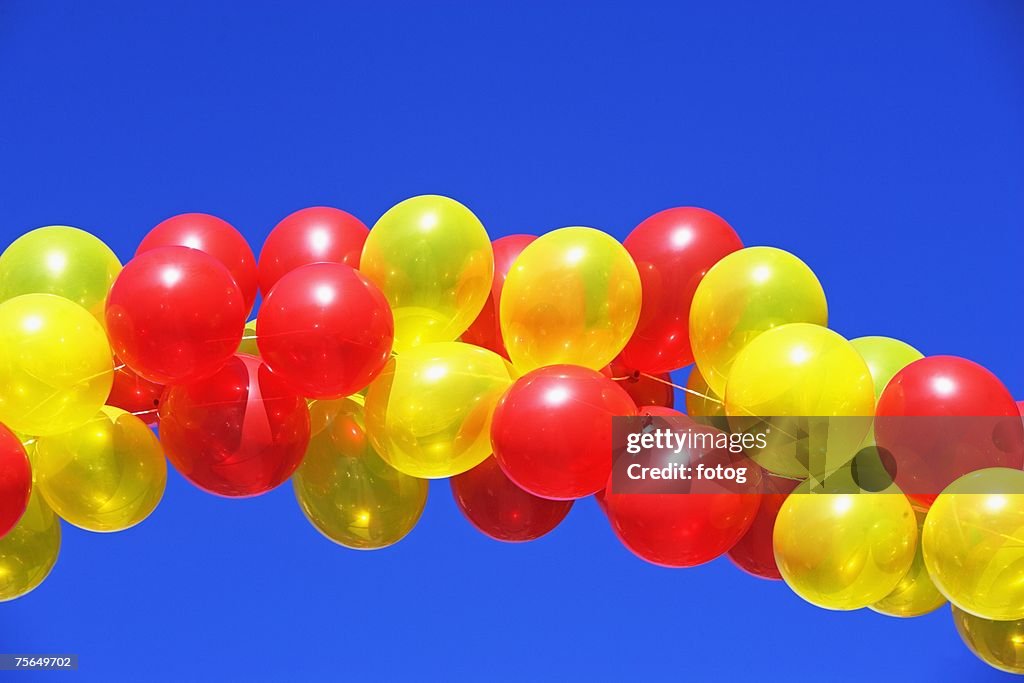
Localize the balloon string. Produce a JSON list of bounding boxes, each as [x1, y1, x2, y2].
[[636, 371, 724, 405]]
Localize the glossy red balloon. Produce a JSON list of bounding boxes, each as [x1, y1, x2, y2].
[[258, 207, 369, 296], [137, 213, 258, 313], [601, 357, 674, 409], [604, 408, 762, 568], [451, 456, 573, 542], [257, 263, 394, 398], [492, 365, 637, 500], [620, 207, 743, 374], [461, 234, 536, 357], [0, 423, 31, 539], [106, 247, 246, 385], [727, 472, 798, 580], [876, 355, 1023, 508], [107, 359, 165, 425], [159, 354, 311, 497]]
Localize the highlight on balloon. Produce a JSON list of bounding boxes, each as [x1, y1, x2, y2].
[[0, 199, 1022, 675]]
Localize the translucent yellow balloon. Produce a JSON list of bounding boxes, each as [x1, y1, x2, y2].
[[774, 491, 917, 611], [237, 318, 259, 356], [684, 367, 727, 431], [0, 294, 113, 436], [361, 195, 493, 352], [923, 468, 1024, 621], [34, 406, 166, 532], [725, 323, 875, 479], [365, 341, 513, 478], [690, 246, 828, 397], [500, 227, 641, 373], [294, 395, 428, 549], [0, 483, 61, 602], [0, 226, 121, 321], [850, 336, 923, 401], [871, 509, 946, 617], [953, 605, 1024, 674]]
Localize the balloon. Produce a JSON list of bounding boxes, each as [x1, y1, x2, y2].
[[34, 407, 166, 532], [293, 395, 427, 549], [137, 213, 258, 313], [0, 484, 60, 602], [0, 293, 113, 436], [258, 206, 369, 295], [601, 357, 674, 410], [725, 323, 875, 479], [922, 468, 1024, 621], [461, 234, 537, 357], [620, 207, 743, 373], [870, 509, 946, 618], [0, 225, 121, 321], [876, 356, 1023, 508], [0, 423, 31, 539], [257, 263, 394, 398], [774, 490, 917, 610], [159, 354, 311, 497], [684, 367, 728, 431], [106, 246, 246, 384], [237, 318, 259, 356], [850, 336, 924, 401], [953, 606, 1024, 674], [690, 246, 828, 397], [500, 227, 641, 373], [308, 398, 346, 438], [605, 408, 761, 567], [366, 342, 512, 479], [451, 456, 573, 542], [492, 365, 637, 500], [727, 473, 798, 580], [361, 195, 492, 352], [107, 360, 164, 426]]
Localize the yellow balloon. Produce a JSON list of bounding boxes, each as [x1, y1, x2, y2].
[[237, 318, 259, 356], [774, 491, 917, 611], [366, 341, 513, 478], [871, 509, 947, 617], [0, 226, 121, 321], [34, 406, 166, 532], [684, 367, 728, 431], [690, 246, 828, 397], [952, 605, 1024, 674], [725, 323, 875, 479], [0, 483, 61, 602], [0, 294, 113, 436], [923, 468, 1024, 621], [361, 195, 493, 352], [850, 336, 923, 401], [500, 227, 641, 373], [294, 395, 428, 549]]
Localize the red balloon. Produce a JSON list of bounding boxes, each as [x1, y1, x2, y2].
[[137, 213, 258, 313], [258, 207, 369, 296], [727, 473, 798, 580], [492, 365, 637, 500], [107, 246, 246, 385], [257, 263, 394, 398], [620, 207, 743, 374], [451, 456, 573, 542], [461, 234, 536, 357], [601, 357, 674, 409], [0, 423, 31, 539], [107, 359, 165, 425], [876, 356, 1024, 508], [159, 354, 311, 497], [1018, 401, 1024, 418], [604, 408, 761, 568]]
